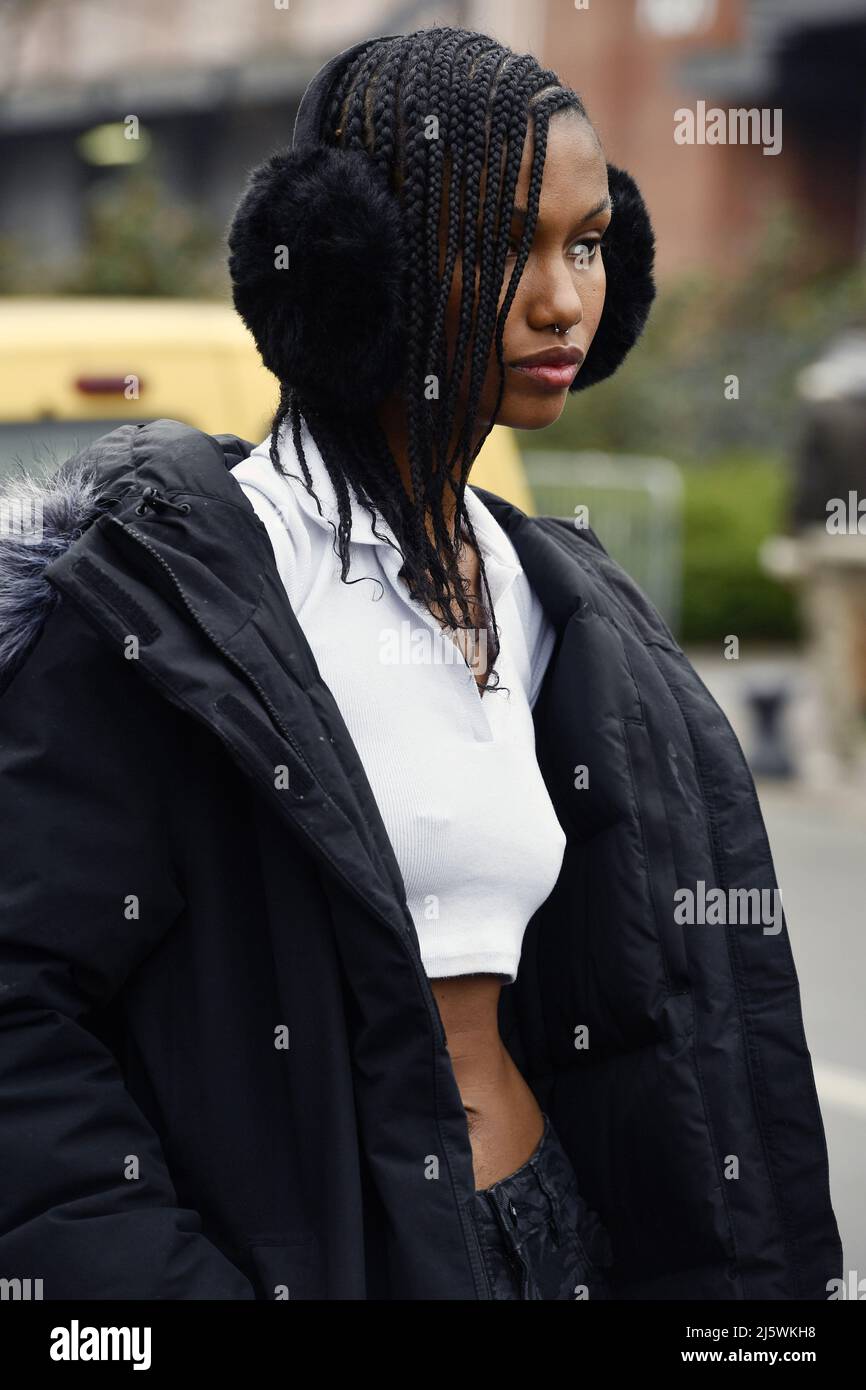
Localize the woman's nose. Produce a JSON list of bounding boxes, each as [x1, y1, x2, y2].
[[528, 267, 584, 334]]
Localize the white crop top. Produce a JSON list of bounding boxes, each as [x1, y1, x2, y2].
[[230, 420, 567, 983]]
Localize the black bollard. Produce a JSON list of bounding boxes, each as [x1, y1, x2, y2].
[[744, 681, 796, 779]]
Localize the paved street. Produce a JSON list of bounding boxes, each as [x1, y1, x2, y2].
[[689, 647, 866, 1289]]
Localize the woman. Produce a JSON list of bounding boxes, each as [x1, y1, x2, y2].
[[0, 26, 841, 1301]]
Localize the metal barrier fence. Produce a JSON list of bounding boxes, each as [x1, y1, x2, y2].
[[523, 451, 685, 635]]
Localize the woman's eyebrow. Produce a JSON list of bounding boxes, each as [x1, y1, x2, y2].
[[509, 194, 613, 224]]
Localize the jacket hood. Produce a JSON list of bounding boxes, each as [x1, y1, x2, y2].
[[0, 421, 256, 686], [0, 450, 117, 684]]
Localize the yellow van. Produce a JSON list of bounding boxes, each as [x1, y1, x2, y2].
[[0, 296, 533, 510]]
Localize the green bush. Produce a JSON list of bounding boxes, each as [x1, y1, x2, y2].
[[680, 453, 800, 644]]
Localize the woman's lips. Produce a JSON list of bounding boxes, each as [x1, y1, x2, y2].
[[510, 361, 580, 389]]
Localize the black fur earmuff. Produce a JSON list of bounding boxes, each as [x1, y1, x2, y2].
[[227, 141, 409, 416], [226, 34, 657, 413]]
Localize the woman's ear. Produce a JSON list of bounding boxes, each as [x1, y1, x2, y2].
[[570, 162, 657, 393], [227, 143, 409, 416]]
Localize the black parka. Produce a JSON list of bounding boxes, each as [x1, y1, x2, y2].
[[0, 419, 842, 1299]]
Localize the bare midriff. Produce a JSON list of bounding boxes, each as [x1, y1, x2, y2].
[[430, 973, 545, 1192]]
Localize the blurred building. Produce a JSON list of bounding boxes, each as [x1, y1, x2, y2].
[[1, 0, 865, 283], [0, 0, 541, 279], [545, 0, 866, 276]]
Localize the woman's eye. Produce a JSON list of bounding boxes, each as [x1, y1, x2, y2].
[[504, 234, 606, 264], [568, 238, 601, 267]]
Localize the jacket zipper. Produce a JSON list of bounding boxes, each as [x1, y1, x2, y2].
[[113, 518, 318, 780]]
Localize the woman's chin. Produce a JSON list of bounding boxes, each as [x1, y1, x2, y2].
[[495, 393, 571, 431]]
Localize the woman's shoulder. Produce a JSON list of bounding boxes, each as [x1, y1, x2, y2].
[[230, 440, 310, 530], [229, 442, 317, 612]]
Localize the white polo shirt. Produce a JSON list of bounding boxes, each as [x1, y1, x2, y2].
[[230, 419, 567, 983]]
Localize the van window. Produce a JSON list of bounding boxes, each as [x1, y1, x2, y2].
[[0, 420, 164, 482]]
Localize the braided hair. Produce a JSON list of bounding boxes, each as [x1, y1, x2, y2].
[[269, 25, 589, 694]]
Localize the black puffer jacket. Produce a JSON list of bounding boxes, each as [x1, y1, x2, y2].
[[0, 419, 842, 1299]]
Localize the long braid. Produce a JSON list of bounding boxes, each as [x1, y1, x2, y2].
[[417, 39, 505, 644], [392, 35, 438, 579], [368, 38, 410, 177], [451, 92, 571, 678], [268, 25, 586, 695], [412, 38, 504, 642], [427, 32, 490, 479], [448, 56, 543, 476], [339, 42, 391, 152], [427, 46, 544, 675], [434, 39, 502, 490]]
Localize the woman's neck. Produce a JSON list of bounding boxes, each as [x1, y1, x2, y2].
[[375, 395, 486, 543]]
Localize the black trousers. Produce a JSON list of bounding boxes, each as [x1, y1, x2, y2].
[[468, 1111, 614, 1300]]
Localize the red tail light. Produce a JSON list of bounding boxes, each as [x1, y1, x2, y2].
[[75, 375, 143, 395]]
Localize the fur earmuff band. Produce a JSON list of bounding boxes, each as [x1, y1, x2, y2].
[[571, 162, 657, 392], [227, 143, 409, 416]]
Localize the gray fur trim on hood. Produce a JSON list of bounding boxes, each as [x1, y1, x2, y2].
[[0, 454, 120, 684], [0, 419, 260, 688]]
